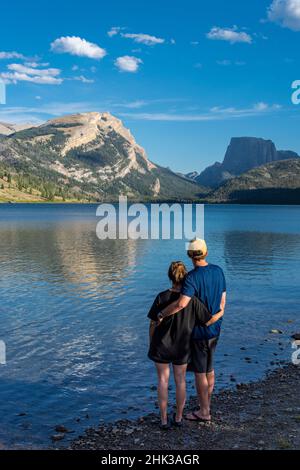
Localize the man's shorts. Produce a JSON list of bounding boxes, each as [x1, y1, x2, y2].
[[188, 337, 219, 374]]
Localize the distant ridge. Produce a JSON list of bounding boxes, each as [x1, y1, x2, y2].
[[207, 159, 300, 204], [196, 137, 299, 189], [0, 121, 36, 136]]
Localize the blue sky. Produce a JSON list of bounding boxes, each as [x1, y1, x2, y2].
[[1, 0, 300, 173]]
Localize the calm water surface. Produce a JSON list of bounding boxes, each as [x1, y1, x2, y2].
[[0, 204, 299, 448]]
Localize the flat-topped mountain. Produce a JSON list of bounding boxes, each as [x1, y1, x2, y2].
[[196, 137, 299, 188], [0, 112, 206, 202]]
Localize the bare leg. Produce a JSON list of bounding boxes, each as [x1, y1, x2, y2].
[[195, 373, 211, 419], [207, 370, 215, 407], [173, 364, 187, 422], [186, 373, 211, 421], [155, 363, 170, 425]]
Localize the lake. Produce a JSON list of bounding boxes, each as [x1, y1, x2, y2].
[[0, 204, 299, 448]]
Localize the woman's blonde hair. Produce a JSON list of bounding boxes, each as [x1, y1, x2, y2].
[[168, 261, 187, 285]]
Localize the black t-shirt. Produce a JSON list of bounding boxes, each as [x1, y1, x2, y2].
[[147, 289, 212, 365]]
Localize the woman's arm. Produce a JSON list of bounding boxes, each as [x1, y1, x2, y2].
[[206, 308, 224, 326], [205, 292, 227, 326]]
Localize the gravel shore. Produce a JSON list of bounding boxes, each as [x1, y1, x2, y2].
[[71, 363, 300, 451]]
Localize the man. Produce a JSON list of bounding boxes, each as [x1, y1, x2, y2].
[[158, 239, 226, 422]]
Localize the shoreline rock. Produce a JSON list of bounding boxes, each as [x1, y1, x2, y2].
[[71, 363, 300, 451]]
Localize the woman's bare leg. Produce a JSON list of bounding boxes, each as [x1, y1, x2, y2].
[[155, 363, 170, 425], [173, 364, 187, 421]]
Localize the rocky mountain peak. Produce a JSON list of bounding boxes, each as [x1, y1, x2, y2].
[[40, 111, 155, 170], [223, 137, 277, 174], [0, 111, 205, 202], [196, 137, 299, 188]]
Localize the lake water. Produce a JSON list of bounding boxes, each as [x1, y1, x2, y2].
[[0, 204, 299, 448]]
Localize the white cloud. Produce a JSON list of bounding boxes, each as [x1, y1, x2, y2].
[[8, 63, 60, 77], [0, 63, 63, 85], [110, 98, 184, 109], [0, 51, 25, 60], [115, 55, 142, 72], [207, 27, 252, 44], [0, 102, 95, 122], [217, 60, 232, 66], [51, 36, 106, 59], [121, 33, 165, 45], [217, 59, 246, 66], [73, 75, 95, 83], [254, 102, 269, 111], [267, 0, 300, 30], [113, 100, 148, 109], [25, 61, 50, 67], [119, 103, 282, 121], [107, 26, 121, 37]]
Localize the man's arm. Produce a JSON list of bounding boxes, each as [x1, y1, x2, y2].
[[159, 272, 196, 321], [160, 291, 226, 324], [159, 295, 192, 321]]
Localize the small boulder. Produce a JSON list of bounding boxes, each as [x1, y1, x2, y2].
[[51, 434, 65, 442], [55, 424, 69, 433]]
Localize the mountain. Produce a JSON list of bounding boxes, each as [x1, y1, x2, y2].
[[196, 137, 300, 188], [207, 159, 300, 204], [0, 121, 36, 136], [0, 112, 206, 202], [185, 171, 199, 181], [195, 162, 233, 188]]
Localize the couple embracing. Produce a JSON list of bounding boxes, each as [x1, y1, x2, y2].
[[148, 239, 226, 429]]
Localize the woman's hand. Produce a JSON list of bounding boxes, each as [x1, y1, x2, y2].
[[156, 312, 164, 324], [206, 308, 224, 326]]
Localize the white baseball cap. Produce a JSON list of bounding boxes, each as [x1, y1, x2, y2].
[[187, 238, 208, 258]]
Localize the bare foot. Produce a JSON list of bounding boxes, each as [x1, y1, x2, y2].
[[185, 410, 211, 422]]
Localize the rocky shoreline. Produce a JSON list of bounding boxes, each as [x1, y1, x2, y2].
[[71, 363, 300, 451]]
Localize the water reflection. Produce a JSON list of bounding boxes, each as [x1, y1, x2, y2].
[[0, 223, 140, 297], [0, 204, 299, 448], [223, 230, 300, 272]]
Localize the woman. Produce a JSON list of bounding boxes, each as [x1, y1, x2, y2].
[[148, 261, 223, 429]]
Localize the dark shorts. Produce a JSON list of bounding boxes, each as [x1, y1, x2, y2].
[[148, 353, 189, 366], [188, 337, 218, 374]]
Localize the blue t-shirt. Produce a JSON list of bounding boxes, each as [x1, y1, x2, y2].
[[181, 264, 226, 340]]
